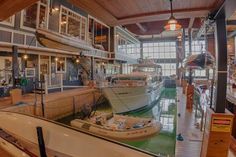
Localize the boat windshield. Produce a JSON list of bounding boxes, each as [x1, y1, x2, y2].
[[111, 77, 146, 84], [133, 67, 161, 73]]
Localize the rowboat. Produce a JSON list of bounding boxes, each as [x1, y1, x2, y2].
[[71, 112, 161, 141]]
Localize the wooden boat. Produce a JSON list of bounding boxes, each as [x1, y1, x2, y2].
[[71, 112, 161, 141], [0, 111, 158, 157], [102, 59, 163, 113], [36, 28, 93, 52]]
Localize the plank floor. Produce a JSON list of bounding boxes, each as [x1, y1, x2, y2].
[[175, 87, 202, 157], [175, 87, 236, 157], [0, 87, 93, 108]]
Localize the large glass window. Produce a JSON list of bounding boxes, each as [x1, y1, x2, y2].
[[142, 41, 177, 76], [60, 6, 87, 41], [143, 41, 176, 59]]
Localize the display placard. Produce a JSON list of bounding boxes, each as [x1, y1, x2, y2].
[[211, 117, 233, 132]]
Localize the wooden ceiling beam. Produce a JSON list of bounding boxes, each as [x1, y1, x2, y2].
[[68, 0, 118, 26], [116, 7, 210, 25], [0, 0, 39, 21], [135, 23, 147, 32]]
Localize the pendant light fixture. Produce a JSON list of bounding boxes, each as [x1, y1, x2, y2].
[[164, 0, 182, 31]]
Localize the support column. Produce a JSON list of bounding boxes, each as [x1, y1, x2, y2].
[[12, 45, 19, 88], [186, 29, 194, 110], [90, 56, 94, 80], [201, 5, 234, 157], [120, 63, 123, 74], [140, 42, 143, 59]]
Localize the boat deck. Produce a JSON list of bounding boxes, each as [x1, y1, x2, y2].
[[0, 147, 13, 157], [175, 87, 236, 157]]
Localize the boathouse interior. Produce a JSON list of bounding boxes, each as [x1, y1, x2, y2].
[[0, 0, 236, 157]]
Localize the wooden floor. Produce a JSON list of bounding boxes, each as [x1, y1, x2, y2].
[[175, 87, 203, 157], [0, 87, 93, 108], [175, 87, 236, 157]]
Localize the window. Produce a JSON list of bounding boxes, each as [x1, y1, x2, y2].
[[143, 41, 176, 59], [60, 6, 87, 41], [0, 16, 15, 26], [22, 3, 38, 28], [89, 17, 109, 51], [0, 56, 22, 85], [56, 57, 66, 73], [116, 33, 140, 59], [22, 0, 49, 29]]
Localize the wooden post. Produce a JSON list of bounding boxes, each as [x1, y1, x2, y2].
[[44, 74, 48, 95], [186, 84, 194, 111], [201, 2, 234, 156], [12, 45, 19, 88], [60, 73, 63, 92]]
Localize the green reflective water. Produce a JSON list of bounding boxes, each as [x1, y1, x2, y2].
[[124, 88, 177, 157], [57, 88, 177, 157]]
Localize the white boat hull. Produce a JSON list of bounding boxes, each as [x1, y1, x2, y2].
[[0, 111, 157, 157], [103, 83, 163, 113], [71, 118, 161, 141]]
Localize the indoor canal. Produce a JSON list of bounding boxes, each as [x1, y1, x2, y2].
[[57, 88, 177, 157]]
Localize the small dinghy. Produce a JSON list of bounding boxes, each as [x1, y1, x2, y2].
[[71, 112, 161, 141]]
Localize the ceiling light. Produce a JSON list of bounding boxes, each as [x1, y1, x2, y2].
[[164, 0, 182, 31]]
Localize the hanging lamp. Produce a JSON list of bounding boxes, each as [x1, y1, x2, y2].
[[164, 0, 182, 31]]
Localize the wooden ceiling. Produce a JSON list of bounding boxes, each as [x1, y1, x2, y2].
[[0, 0, 39, 21], [69, 0, 224, 36]]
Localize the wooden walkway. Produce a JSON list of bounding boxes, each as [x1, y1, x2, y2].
[[175, 87, 203, 157], [175, 87, 236, 157]]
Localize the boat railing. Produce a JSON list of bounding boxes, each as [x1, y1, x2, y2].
[[73, 119, 154, 132]]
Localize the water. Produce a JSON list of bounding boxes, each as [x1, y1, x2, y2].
[[124, 88, 177, 157], [57, 88, 177, 157]]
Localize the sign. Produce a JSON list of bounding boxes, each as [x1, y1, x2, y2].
[[211, 117, 233, 132]]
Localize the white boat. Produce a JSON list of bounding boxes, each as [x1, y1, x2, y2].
[[103, 60, 163, 113], [0, 111, 158, 157], [71, 112, 161, 141], [36, 28, 93, 52]]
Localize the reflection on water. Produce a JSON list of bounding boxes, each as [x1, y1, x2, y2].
[[57, 88, 176, 157], [125, 88, 177, 157]]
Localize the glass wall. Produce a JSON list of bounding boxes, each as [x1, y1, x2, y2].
[[142, 41, 177, 76], [116, 34, 140, 59], [143, 42, 176, 59]]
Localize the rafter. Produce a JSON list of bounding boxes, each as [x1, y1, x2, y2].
[[136, 23, 147, 32], [117, 8, 210, 25], [188, 18, 195, 29]]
